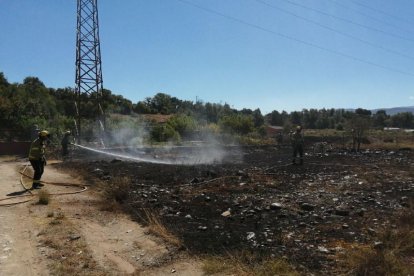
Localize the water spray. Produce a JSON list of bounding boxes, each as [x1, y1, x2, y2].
[[72, 143, 222, 165], [98, 119, 106, 148]]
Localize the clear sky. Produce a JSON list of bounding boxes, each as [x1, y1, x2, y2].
[[1, 0, 414, 113]]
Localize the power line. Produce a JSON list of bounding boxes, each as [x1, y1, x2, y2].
[[174, 0, 414, 77], [281, 0, 414, 43], [253, 0, 414, 61], [329, 0, 414, 36], [350, 0, 414, 25]]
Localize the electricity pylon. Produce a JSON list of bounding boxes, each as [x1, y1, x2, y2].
[[75, 0, 105, 144]]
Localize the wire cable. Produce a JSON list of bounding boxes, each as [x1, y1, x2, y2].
[[175, 0, 414, 77], [254, 0, 414, 60], [281, 0, 414, 43], [350, 0, 414, 25], [328, 0, 414, 36]]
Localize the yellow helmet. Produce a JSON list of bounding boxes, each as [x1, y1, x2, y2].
[[39, 130, 49, 137]]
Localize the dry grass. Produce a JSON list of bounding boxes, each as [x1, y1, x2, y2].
[[96, 176, 132, 212], [143, 209, 182, 248], [364, 141, 414, 150], [202, 251, 299, 276], [304, 128, 414, 150], [57, 166, 123, 213], [98, 198, 123, 213], [103, 176, 131, 203], [345, 203, 414, 276], [40, 209, 107, 276], [346, 247, 413, 276], [37, 189, 50, 205]]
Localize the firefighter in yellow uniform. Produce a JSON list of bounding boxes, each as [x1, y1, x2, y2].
[[28, 130, 50, 189]]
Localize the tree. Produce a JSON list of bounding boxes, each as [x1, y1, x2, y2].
[[252, 108, 264, 128], [52, 87, 77, 116], [0, 72, 9, 88], [205, 102, 219, 123], [290, 111, 302, 126], [167, 114, 197, 139], [372, 110, 388, 129], [355, 108, 372, 116], [303, 109, 318, 129], [391, 112, 414, 128], [219, 114, 254, 135], [23, 76, 46, 89], [133, 101, 152, 114], [346, 113, 371, 151], [150, 123, 180, 142], [268, 110, 284, 125], [151, 93, 175, 114]]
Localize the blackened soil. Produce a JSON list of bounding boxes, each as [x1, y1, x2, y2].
[[60, 146, 414, 274]]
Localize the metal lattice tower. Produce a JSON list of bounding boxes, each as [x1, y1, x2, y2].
[[75, 0, 104, 143]]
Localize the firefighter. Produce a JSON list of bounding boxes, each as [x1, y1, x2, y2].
[[28, 130, 50, 189], [290, 126, 304, 165], [61, 130, 72, 158]]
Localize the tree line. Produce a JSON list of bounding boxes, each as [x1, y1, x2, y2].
[[0, 72, 413, 143]]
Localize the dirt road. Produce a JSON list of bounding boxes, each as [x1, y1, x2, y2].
[[0, 158, 202, 275], [0, 159, 49, 275]]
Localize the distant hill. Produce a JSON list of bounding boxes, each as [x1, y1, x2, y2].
[[371, 106, 414, 115]]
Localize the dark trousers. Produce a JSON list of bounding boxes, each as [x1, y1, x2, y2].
[[62, 144, 69, 156], [30, 159, 44, 186], [293, 144, 304, 164]]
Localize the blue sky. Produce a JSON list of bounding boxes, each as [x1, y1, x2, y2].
[[1, 0, 414, 113]]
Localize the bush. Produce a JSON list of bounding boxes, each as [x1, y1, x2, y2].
[[104, 176, 131, 203], [219, 114, 254, 135], [167, 114, 197, 138], [336, 123, 344, 130], [150, 124, 180, 142]]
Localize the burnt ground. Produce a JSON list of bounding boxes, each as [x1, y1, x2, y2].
[[59, 145, 414, 274]]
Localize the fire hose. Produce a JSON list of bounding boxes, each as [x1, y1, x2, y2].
[[0, 163, 88, 207]]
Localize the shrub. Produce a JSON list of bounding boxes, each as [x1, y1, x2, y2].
[[150, 124, 180, 142], [104, 176, 131, 203]]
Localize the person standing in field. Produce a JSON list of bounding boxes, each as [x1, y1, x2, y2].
[[28, 130, 50, 189], [290, 126, 304, 165], [61, 130, 73, 158]]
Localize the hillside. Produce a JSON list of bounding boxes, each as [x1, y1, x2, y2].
[[371, 106, 414, 115]]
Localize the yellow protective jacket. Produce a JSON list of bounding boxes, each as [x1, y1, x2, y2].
[[29, 138, 45, 161]]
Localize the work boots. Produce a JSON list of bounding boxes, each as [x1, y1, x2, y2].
[[31, 183, 44, 189]]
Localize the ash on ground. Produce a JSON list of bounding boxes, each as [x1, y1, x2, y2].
[[60, 146, 413, 274]]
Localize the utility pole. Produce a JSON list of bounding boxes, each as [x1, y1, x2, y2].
[[75, 0, 105, 144]]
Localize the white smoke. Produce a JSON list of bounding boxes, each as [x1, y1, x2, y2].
[[84, 114, 242, 165]]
